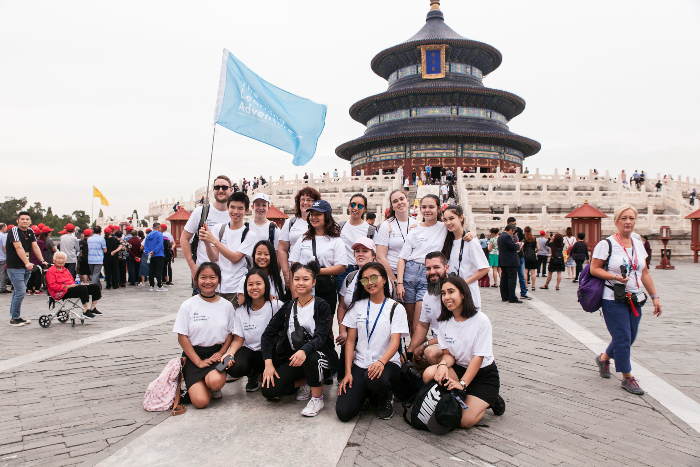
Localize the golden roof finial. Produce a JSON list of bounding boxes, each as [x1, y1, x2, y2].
[[430, 0, 441, 10]]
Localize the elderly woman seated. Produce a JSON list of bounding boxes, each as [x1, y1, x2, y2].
[[46, 252, 102, 319]]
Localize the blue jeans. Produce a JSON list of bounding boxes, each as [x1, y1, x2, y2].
[[518, 257, 528, 297], [601, 299, 642, 374], [336, 264, 359, 293], [8, 268, 31, 320], [402, 261, 427, 304]]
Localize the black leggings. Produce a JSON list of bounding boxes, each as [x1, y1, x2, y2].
[[104, 257, 119, 288], [261, 349, 329, 399], [27, 269, 42, 291], [336, 362, 400, 422], [61, 284, 102, 304], [537, 255, 548, 275], [574, 260, 584, 281], [227, 346, 264, 378]]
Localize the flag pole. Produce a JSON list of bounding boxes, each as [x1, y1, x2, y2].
[[91, 186, 94, 228], [204, 126, 217, 208]]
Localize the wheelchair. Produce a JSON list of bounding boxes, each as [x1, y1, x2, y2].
[[39, 270, 87, 328]]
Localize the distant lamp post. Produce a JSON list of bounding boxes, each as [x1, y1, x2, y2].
[[685, 208, 700, 263], [655, 225, 675, 270]]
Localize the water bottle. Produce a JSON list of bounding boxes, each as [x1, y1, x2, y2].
[[75, 277, 81, 285]]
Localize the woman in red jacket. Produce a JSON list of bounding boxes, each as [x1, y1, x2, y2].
[[46, 252, 102, 319]]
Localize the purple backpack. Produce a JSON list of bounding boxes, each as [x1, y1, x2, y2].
[[577, 239, 612, 313]]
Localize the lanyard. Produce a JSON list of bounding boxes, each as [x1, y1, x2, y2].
[[614, 233, 640, 288], [394, 219, 408, 243], [455, 238, 465, 276], [366, 298, 387, 349]]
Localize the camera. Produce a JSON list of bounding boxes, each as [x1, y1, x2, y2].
[[400, 360, 422, 381]]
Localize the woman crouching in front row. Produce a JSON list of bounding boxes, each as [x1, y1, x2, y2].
[[260, 262, 335, 417], [173, 262, 234, 409], [423, 276, 505, 428], [337, 262, 409, 422]]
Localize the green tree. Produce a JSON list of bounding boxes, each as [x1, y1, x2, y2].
[[71, 211, 90, 230], [27, 202, 46, 225], [0, 197, 28, 225]]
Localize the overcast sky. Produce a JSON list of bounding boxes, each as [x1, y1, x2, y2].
[[2, 0, 699, 220]]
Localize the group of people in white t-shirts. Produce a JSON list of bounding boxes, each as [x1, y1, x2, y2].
[[169, 180, 513, 428]]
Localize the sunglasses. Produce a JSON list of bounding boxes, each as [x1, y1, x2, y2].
[[359, 274, 380, 286], [213, 185, 230, 191], [350, 202, 365, 210]]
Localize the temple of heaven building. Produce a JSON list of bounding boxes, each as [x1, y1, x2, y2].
[[335, 0, 541, 175]]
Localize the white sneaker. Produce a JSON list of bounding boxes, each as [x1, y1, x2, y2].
[[211, 389, 222, 399], [301, 397, 324, 417], [156, 286, 168, 292], [149, 287, 155, 291], [296, 384, 312, 401], [137, 283, 144, 286]]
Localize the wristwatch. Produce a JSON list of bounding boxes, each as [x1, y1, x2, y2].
[[460, 380, 466, 388], [423, 341, 430, 348]]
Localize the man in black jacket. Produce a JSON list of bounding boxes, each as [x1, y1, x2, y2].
[[498, 224, 522, 303], [507, 216, 531, 300]]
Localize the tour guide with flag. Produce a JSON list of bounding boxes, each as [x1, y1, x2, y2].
[[213, 49, 326, 166]]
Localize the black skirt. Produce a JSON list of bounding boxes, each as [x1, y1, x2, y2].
[[78, 259, 90, 276], [453, 361, 500, 406], [182, 344, 225, 389]]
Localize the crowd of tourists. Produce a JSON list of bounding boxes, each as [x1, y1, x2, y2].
[[158, 173, 663, 430], [1, 214, 176, 325]]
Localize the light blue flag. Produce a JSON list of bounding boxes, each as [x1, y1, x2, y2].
[[213, 49, 327, 166]]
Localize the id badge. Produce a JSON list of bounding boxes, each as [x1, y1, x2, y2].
[[363, 350, 373, 367]]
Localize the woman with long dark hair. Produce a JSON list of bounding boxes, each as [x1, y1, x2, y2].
[[237, 240, 285, 304], [337, 262, 409, 422], [260, 262, 335, 417], [289, 200, 346, 311], [278, 187, 321, 289], [337, 193, 374, 292], [440, 205, 490, 310], [173, 262, 234, 409], [375, 189, 417, 285], [541, 233, 565, 290], [224, 269, 282, 393], [522, 226, 539, 290], [423, 275, 505, 428]]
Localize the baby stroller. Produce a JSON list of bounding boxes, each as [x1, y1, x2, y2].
[[39, 271, 87, 328]]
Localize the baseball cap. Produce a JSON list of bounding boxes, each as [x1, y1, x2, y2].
[[38, 223, 45, 229], [7, 225, 14, 229], [83, 229, 93, 236], [540, 230, 546, 236], [306, 200, 333, 214], [58, 230, 66, 234], [351, 237, 375, 251], [126, 225, 133, 231], [427, 393, 463, 435], [64, 223, 75, 232], [41, 226, 54, 234], [252, 193, 270, 204], [160, 223, 167, 230], [32, 227, 41, 235]]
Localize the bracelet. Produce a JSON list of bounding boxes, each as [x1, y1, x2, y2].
[[437, 363, 447, 367], [423, 340, 430, 348], [377, 361, 384, 366], [650, 294, 659, 299], [397, 282, 403, 285]]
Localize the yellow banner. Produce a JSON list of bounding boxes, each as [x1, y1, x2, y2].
[[93, 186, 109, 206]]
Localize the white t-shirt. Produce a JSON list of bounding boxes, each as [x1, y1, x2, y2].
[[232, 300, 282, 352], [437, 312, 493, 368], [399, 222, 448, 264], [213, 223, 259, 293], [419, 291, 442, 335], [447, 238, 490, 311], [279, 216, 309, 249], [342, 298, 409, 368], [249, 220, 280, 250], [163, 232, 174, 242], [592, 236, 648, 301], [289, 235, 347, 268], [183, 205, 231, 265], [237, 272, 282, 300], [287, 299, 316, 349], [0, 232, 6, 261], [441, 185, 448, 196], [374, 217, 417, 273], [172, 296, 235, 347], [339, 272, 394, 308], [340, 221, 370, 266], [563, 236, 576, 251]]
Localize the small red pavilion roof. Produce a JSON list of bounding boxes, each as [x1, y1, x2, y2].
[[565, 202, 607, 218], [267, 205, 289, 220], [685, 208, 700, 219], [167, 209, 191, 221]]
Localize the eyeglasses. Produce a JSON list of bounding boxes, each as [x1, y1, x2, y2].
[[359, 274, 380, 286], [350, 202, 365, 210], [213, 185, 230, 191]]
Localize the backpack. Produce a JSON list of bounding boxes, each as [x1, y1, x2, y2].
[[577, 239, 613, 313], [524, 242, 537, 262], [218, 222, 254, 271], [402, 380, 447, 431], [551, 248, 565, 268], [339, 221, 376, 240], [190, 204, 210, 263], [143, 357, 186, 415]]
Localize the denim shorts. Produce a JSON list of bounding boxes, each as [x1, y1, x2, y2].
[[403, 260, 427, 304]]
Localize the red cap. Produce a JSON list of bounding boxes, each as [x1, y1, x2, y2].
[[32, 227, 41, 235], [58, 230, 66, 234], [160, 223, 167, 230], [126, 225, 133, 231], [146, 228, 152, 233], [38, 223, 45, 229], [31, 225, 37, 230], [83, 229, 93, 236], [7, 225, 14, 229], [64, 223, 75, 231], [41, 226, 54, 234], [540, 230, 546, 235]]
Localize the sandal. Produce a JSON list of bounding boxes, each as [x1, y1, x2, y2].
[[556, 287, 560, 290], [539, 286, 548, 289], [531, 287, 535, 291]]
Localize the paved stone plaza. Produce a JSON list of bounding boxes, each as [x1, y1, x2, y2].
[[1, 260, 699, 466]]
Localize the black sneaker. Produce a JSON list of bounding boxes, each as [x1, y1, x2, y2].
[[9, 318, 27, 327], [376, 393, 394, 420], [596, 354, 610, 378], [490, 394, 506, 416], [361, 398, 371, 411], [91, 309, 102, 315], [83, 311, 95, 319], [246, 374, 260, 392]]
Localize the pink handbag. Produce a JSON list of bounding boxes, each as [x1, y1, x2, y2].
[[143, 357, 186, 415]]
